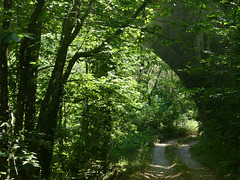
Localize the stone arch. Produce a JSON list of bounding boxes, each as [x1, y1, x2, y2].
[[145, 1, 204, 89], [145, 1, 230, 129]]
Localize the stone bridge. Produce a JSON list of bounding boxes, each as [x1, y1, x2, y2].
[[146, 1, 230, 126]]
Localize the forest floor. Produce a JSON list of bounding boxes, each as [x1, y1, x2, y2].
[[128, 137, 219, 180]]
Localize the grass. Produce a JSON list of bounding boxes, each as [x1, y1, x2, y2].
[[176, 135, 200, 144], [164, 136, 204, 179], [115, 136, 155, 179], [176, 120, 199, 136], [164, 144, 191, 179], [161, 120, 199, 141], [116, 121, 200, 180], [190, 140, 240, 180], [116, 153, 152, 180]]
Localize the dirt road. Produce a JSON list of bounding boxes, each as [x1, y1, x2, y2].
[[129, 139, 217, 180], [176, 142, 216, 180]]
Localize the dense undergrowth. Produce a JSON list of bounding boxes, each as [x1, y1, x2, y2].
[[116, 121, 199, 179], [165, 144, 190, 179], [1, 1, 239, 179], [191, 136, 240, 179]]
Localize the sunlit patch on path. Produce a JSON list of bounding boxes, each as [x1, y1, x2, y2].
[[129, 140, 183, 179], [129, 139, 218, 180], [176, 142, 217, 180]]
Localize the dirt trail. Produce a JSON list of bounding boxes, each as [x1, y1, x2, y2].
[[176, 142, 217, 180], [129, 139, 217, 180], [129, 140, 181, 179]]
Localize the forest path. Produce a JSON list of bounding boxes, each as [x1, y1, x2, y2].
[[128, 139, 181, 179], [128, 138, 217, 180], [176, 141, 217, 180]]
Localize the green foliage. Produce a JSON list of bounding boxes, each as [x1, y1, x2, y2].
[[165, 145, 191, 179], [5, 0, 240, 179], [191, 136, 240, 178], [51, 73, 142, 179], [0, 131, 40, 179], [133, 70, 198, 139], [49, 40, 198, 178], [111, 128, 154, 162], [184, 0, 240, 177]]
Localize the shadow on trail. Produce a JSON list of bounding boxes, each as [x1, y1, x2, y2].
[[176, 142, 217, 180], [129, 139, 218, 180], [129, 140, 182, 179]]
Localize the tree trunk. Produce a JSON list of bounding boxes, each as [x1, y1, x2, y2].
[[14, 0, 45, 135], [0, 34, 10, 178], [0, 0, 12, 175], [12, 1, 45, 179], [35, 1, 151, 178], [36, 17, 75, 179], [18, 33, 42, 180]]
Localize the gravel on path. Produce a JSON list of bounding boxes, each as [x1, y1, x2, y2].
[[129, 140, 182, 179], [176, 142, 217, 180], [128, 138, 217, 180]]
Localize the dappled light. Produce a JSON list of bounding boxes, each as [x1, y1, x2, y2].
[[0, 0, 239, 179], [130, 141, 178, 179], [130, 139, 218, 180]]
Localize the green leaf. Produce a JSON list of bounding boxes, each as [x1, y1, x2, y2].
[[22, 161, 29, 165], [11, 33, 21, 42], [0, 122, 10, 128], [21, 33, 34, 40], [3, 33, 21, 43], [2, 33, 12, 43], [12, 144, 20, 149], [0, 13, 11, 22], [0, 32, 7, 40]]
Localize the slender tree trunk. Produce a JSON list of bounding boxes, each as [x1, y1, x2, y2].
[[25, 44, 39, 135], [36, 16, 75, 179], [0, 35, 10, 178], [18, 33, 42, 180], [12, 1, 45, 179], [14, 0, 45, 135], [14, 38, 30, 133], [35, 2, 94, 176], [56, 101, 67, 172], [0, 0, 12, 175], [35, 1, 151, 178]]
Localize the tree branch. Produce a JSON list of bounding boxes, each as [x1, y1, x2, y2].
[[62, 0, 152, 82]]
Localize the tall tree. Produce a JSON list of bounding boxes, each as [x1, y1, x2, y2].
[[1, 0, 153, 179], [0, 0, 12, 175], [36, 0, 151, 178]]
